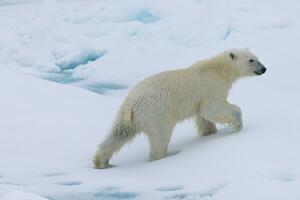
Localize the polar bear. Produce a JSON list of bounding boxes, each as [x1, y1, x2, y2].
[[93, 49, 266, 169]]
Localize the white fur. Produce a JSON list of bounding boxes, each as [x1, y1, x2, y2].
[[93, 49, 264, 169]]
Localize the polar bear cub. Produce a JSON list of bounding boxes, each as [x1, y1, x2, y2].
[[93, 49, 266, 169]]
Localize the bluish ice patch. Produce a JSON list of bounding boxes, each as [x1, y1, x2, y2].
[[83, 82, 127, 94], [42, 71, 126, 94], [94, 187, 138, 199], [42, 51, 126, 94], [42, 71, 83, 84], [49, 187, 138, 200], [56, 50, 107, 71], [57, 181, 82, 186], [132, 9, 160, 24], [156, 186, 183, 192]]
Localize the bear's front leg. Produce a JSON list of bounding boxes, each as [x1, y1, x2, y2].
[[230, 106, 243, 131], [195, 113, 217, 136], [201, 101, 243, 132]]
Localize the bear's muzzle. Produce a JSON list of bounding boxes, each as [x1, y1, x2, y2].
[[254, 62, 267, 75]]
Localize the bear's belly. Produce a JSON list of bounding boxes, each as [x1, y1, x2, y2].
[[173, 102, 198, 122]]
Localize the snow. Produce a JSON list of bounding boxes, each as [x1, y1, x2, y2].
[[0, 0, 300, 199], [1, 191, 48, 200]]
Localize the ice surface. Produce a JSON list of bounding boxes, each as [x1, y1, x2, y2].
[[0, 0, 300, 200], [2, 191, 49, 200], [131, 9, 160, 24], [55, 49, 107, 71]]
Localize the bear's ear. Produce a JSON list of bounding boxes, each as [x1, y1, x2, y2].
[[229, 52, 235, 60]]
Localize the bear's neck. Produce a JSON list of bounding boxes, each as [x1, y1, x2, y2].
[[190, 58, 240, 85]]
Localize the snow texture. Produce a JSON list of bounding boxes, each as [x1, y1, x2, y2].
[[0, 0, 300, 199], [2, 191, 48, 200]]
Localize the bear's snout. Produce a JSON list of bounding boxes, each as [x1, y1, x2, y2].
[[254, 62, 267, 75]]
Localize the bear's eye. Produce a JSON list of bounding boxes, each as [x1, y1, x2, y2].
[[249, 59, 254, 63]]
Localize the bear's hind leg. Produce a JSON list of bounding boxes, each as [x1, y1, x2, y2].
[[93, 120, 138, 169], [196, 114, 217, 136], [94, 133, 136, 169], [146, 126, 174, 161]]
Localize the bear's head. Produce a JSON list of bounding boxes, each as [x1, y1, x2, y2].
[[225, 49, 267, 77]]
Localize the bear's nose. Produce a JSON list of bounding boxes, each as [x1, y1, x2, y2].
[[261, 67, 267, 74]]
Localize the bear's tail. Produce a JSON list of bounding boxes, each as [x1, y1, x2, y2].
[[93, 108, 138, 169]]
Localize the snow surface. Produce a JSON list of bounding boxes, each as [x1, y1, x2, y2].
[[2, 191, 48, 200], [0, 0, 300, 199]]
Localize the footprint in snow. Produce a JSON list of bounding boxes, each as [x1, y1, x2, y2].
[[263, 169, 296, 182], [94, 187, 138, 199], [156, 186, 183, 192], [41, 172, 67, 177], [165, 183, 228, 200], [0, 181, 27, 186], [48, 186, 138, 200], [56, 181, 82, 186]]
